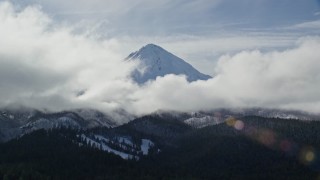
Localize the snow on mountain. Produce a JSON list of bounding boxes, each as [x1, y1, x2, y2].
[[151, 109, 320, 129], [79, 134, 156, 160], [0, 108, 118, 142], [73, 109, 118, 128], [126, 44, 212, 84], [21, 117, 81, 134], [141, 139, 154, 155], [184, 116, 223, 129], [80, 134, 138, 160]]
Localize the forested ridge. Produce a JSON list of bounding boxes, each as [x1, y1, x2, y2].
[[0, 116, 319, 180]]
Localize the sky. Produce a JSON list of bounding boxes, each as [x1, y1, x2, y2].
[[8, 0, 320, 73], [0, 0, 320, 116]]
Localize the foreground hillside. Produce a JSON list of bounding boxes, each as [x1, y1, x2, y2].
[[0, 116, 319, 179]]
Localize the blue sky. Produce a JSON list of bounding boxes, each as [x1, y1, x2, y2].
[[10, 0, 320, 34]]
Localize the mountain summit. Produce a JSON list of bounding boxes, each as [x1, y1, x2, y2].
[[126, 44, 212, 84]]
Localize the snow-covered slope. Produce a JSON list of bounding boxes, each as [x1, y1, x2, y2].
[[151, 109, 320, 129], [184, 116, 223, 129], [126, 44, 212, 84], [79, 134, 156, 160], [0, 108, 118, 142]]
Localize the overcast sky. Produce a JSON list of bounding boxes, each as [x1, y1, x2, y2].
[[1, 0, 320, 116], [8, 0, 320, 73]]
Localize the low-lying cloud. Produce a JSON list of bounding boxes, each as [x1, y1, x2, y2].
[[127, 38, 320, 114], [0, 2, 136, 112], [1, 2, 320, 117]]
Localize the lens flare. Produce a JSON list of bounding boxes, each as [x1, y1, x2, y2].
[[226, 117, 237, 126], [234, 120, 245, 130], [300, 147, 316, 165], [305, 151, 315, 162]]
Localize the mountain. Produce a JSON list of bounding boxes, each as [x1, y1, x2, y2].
[[0, 116, 319, 179], [126, 44, 212, 84], [148, 108, 319, 129], [1, 105, 318, 142], [0, 108, 118, 142]]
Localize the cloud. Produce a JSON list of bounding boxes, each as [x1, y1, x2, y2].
[[291, 20, 320, 29], [0, 2, 136, 112], [125, 37, 320, 114], [8, 0, 318, 76], [115, 33, 298, 76], [1, 1, 320, 118]]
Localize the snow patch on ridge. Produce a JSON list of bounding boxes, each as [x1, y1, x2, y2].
[[141, 139, 154, 155], [80, 134, 137, 160]]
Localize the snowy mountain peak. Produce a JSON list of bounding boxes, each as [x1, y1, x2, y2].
[[140, 43, 163, 52], [127, 44, 166, 59], [127, 44, 212, 84]]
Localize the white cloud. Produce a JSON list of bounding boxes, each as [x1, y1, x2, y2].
[[0, 2, 136, 112], [1, 2, 320, 118], [125, 37, 320, 114], [116, 33, 297, 76], [291, 20, 320, 29]]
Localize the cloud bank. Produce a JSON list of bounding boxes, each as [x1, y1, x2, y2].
[[1, 2, 320, 116], [0, 2, 136, 112], [127, 37, 320, 114]]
